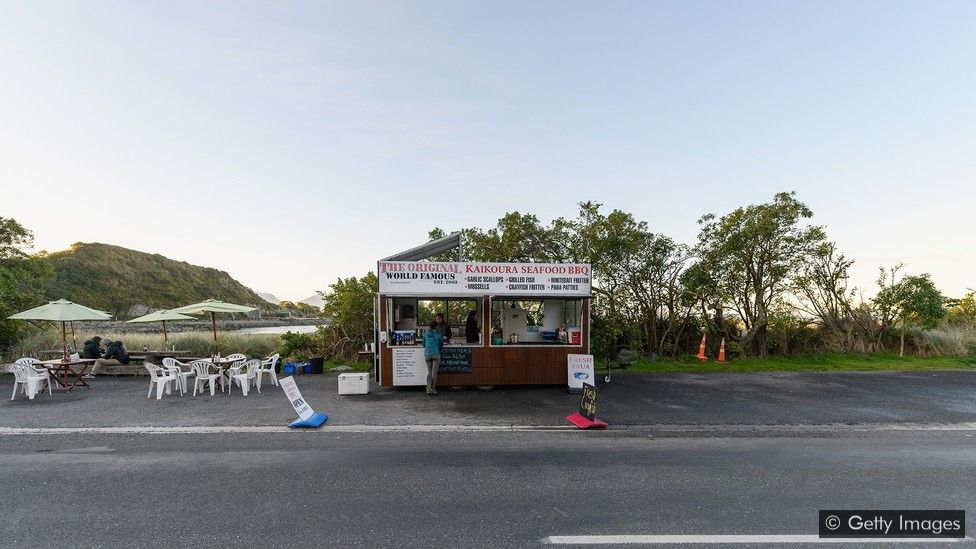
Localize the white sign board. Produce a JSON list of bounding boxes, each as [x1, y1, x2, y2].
[[279, 376, 314, 421], [378, 261, 592, 297], [567, 354, 595, 389], [392, 347, 428, 386]]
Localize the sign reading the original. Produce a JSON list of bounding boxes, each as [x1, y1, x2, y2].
[[392, 347, 427, 386], [567, 354, 595, 389], [439, 346, 473, 374], [378, 261, 592, 297], [279, 376, 314, 421]]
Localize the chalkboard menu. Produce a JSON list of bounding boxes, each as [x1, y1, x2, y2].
[[579, 383, 597, 420], [439, 346, 473, 374]]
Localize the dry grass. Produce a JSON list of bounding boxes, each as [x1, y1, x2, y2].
[[4, 328, 280, 361]]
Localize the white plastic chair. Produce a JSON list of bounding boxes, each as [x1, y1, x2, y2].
[[225, 360, 247, 396], [255, 354, 280, 391], [190, 360, 221, 396], [8, 363, 51, 400], [162, 357, 194, 395], [228, 359, 261, 396], [219, 354, 247, 392], [15, 358, 52, 395], [144, 362, 177, 400]]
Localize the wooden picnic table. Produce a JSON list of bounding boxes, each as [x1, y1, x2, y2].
[[39, 358, 96, 392]]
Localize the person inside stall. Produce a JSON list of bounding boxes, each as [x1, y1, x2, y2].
[[465, 310, 479, 344], [435, 313, 451, 343]]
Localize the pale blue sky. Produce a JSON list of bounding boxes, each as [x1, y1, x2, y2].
[[1, 1, 973, 301]]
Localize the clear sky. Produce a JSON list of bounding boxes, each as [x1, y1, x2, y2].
[[1, 1, 973, 302]]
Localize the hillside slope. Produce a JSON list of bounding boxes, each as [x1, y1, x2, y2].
[[42, 243, 276, 319]]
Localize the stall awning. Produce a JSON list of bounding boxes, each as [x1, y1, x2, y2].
[[381, 232, 462, 262]]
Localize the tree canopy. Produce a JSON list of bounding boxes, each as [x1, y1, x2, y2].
[[0, 218, 54, 348]]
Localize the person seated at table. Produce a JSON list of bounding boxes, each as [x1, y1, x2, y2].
[[82, 336, 103, 359], [85, 339, 130, 378]]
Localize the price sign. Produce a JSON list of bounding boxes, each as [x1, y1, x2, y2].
[[579, 383, 597, 420], [440, 346, 472, 373]]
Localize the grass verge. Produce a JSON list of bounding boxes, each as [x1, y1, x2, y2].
[[616, 353, 976, 374]]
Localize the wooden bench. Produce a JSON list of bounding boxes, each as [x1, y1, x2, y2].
[[95, 358, 148, 376]]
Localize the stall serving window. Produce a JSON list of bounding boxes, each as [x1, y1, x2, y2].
[[490, 298, 583, 346], [389, 298, 481, 345]]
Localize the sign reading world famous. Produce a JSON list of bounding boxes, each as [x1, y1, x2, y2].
[[378, 261, 592, 297]]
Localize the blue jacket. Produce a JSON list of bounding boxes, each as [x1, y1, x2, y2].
[[423, 329, 443, 358]]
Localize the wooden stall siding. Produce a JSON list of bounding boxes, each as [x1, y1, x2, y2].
[[379, 296, 589, 386]]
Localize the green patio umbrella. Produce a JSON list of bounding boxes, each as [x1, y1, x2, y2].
[[9, 299, 113, 360], [170, 299, 257, 350], [126, 310, 195, 342]]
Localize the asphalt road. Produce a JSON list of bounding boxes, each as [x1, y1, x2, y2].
[[3, 370, 976, 428], [1, 429, 974, 548]]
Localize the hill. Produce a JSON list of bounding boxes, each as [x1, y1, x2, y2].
[[41, 243, 277, 319], [256, 292, 280, 304], [300, 294, 325, 309]]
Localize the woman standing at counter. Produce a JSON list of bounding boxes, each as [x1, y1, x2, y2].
[[423, 320, 444, 395]]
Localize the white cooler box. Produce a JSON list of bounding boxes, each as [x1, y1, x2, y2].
[[338, 373, 370, 395]]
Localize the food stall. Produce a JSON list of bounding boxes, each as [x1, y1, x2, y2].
[[375, 260, 592, 387]]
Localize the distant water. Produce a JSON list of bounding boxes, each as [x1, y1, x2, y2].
[[234, 325, 320, 335]]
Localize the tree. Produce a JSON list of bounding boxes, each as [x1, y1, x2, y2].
[[0, 218, 54, 349], [695, 192, 826, 356], [278, 300, 321, 317], [565, 202, 692, 357], [873, 267, 947, 356], [790, 242, 880, 352], [946, 290, 976, 325], [317, 272, 377, 360], [461, 212, 569, 263]]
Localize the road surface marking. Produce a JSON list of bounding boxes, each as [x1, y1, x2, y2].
[[641, 423, 976, 432], [543, 534, 970, 544]]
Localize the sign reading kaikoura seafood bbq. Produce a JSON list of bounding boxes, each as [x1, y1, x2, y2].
[[377, 261, 592, 297]]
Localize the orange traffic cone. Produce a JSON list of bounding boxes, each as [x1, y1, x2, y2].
[[717, 338, 727, 363], [695, 334, 707, 362]]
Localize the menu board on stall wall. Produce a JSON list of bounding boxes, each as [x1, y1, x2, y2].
[[439, 347, 472, 374], [392, 347, 427, 386], [378, 261, 592, 297]]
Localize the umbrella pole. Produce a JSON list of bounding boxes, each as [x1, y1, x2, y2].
[[211, 312, 218, 353], [163, 320, 169, 342], [61, 321, 68, 361], [71, 321, 78, 350]]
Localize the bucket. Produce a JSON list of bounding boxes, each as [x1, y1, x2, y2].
[[309, 356, 324, 374], [303, 362, 313, 374], [283, 363, 296, 376]]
